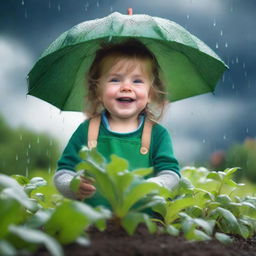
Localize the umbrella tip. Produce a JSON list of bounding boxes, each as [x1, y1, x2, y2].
[[127, 8, 133, 15]]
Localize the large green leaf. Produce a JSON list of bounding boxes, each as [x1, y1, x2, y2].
[[44, 201, 106, 244], [78, 161, 118, 209], [121, 212, 156, 235], [0, 240, 16, 256], [121, 182, 160, 217], [0, 199, 24, 239], [211, 207, 239, 233], [9, 225, 63, 256], [165, 197, 196, 224], [215, 232, 233, 244], [1, 187, 37, 212]]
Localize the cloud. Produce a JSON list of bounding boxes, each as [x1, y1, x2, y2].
[[161, 95, 245, 165], [0, 36, 85, 147]]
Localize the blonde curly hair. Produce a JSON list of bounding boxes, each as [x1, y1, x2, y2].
[[85, 39, 167, 121]]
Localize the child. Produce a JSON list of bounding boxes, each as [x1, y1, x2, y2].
[[54, 39, 180, 203]]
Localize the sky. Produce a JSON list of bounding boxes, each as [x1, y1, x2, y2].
[[0, 0, 255, 166]]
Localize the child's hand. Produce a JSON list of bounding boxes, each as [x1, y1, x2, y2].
[[76, 176, 96, 200]]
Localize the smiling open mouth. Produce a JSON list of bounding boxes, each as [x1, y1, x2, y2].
[[116, 97, 135, 103]]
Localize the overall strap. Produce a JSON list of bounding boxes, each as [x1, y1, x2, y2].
[[87, 116, 153, 155], [87, 115, 101, 149]]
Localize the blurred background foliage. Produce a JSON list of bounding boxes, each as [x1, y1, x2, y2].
[[0, 115, 60, 177], [209, 138, 256, 183]]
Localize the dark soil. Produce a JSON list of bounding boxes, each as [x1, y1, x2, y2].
[[36, 223, 256, 256]]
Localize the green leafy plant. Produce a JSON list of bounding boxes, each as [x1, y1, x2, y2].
[[0, 173, 110, 256], [70, 147, 165, 235]]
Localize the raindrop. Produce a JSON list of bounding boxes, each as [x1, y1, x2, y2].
[[20, 134, 23, 141], [26, 167, 29, 177], [232, 83, 235, 89], [96, 1, 99, 7], [110, 6, 113, 12], [16, 155, 19, 161], [246, 128, 249, 133], [50, 139, 53, 146], [215, 43, 219, 49], [108, 35, 112, 42], [220, 30, 223, 36], [236, 57, 239, 63], [223, 135, 226, 140], [28, 143, 31, 149], [26, 150, 29, 156], [222, 74, 225, 82], [244, 71, 247, 77], [24, 9, 28, 19], [48, 0, 51, 8], [225, 42, 228, 48], [37, 137, 40, 144], [202, 139, 206, 144], [186, 14, 190, 19], [27, 158, 30, 164], [48, 167, 51, 174], [243, 62, 246, 69], [21, 0, 24, 5], [57, 3, 61, 11], [213, 17, 216, 27]]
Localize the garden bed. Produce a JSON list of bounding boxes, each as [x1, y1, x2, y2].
[[36, 223, 256, 256]]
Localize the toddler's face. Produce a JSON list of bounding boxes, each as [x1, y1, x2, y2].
[[98, 58, 152, 122]]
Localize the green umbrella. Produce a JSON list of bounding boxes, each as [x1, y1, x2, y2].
[[27, 10, 228, 112]]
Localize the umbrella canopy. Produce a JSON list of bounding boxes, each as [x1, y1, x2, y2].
[[27, 11, 228, 112]]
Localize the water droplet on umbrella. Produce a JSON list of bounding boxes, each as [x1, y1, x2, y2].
[[215, 43, 219, 49]]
